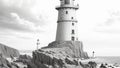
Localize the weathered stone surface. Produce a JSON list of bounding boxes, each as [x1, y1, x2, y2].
[[31, 41, 87, 68], [19, 54, 32, 60], [32, 50, 84, 68], [0, 54, 10, 67], [31, 41, 89, 68], [0, 43, 20, 58], [42, 41, 89, 59], [0, 54, 20, 68]]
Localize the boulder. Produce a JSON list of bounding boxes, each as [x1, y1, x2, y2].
[[0, 43, 20, 58]]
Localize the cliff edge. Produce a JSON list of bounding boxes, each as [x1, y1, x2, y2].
[[31, 41, 89, 68], [0, 43, 20, 58], [42, 41, 88, 58]]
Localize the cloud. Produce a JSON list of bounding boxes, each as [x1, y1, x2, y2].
[[0, 12, 44, 32], [0, 0, 48, 33], [94, 11, 120, 34], [0, 30, 35, 39]]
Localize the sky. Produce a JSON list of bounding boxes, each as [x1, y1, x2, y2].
[[0, 0, 120, 56]]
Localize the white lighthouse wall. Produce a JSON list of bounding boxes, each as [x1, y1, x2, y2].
[[58, 9, 77, 21], [56, 21, 78, 41], [56, 0, 79, 41]]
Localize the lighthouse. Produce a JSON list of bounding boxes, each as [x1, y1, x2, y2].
[[56, 0, 79, 41]]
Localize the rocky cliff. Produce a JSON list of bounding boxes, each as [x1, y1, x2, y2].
[[42, 41, 88, 58], [31, 41, 89, 68], [0, 43, 20, 58], [32, 50, 83, 68]]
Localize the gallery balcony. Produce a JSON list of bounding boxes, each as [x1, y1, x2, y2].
[[56, 4, 79, 10]]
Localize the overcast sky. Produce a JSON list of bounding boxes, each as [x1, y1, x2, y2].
[[0, 0, 120, 56]]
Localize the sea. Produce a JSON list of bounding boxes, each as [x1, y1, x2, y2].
[[19, 50, 32, 57], [96, 56, 120, 64]]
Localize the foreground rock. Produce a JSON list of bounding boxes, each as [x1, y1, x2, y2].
[[0, 41, 90, 68], [0, 43, 20, 58], [31, 41, 89, 68], [0, 54, 20, 68]]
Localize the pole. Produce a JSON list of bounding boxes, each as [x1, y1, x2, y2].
[[36, 39, 40, 50], [92, 51, 95, 58]]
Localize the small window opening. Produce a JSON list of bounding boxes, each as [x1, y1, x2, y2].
[[71, 17, 74, 19], [66, 11, 68, 14], [71, 36, 75, 41], [72, 23, 74, 26], [72, 30, 75, 34]]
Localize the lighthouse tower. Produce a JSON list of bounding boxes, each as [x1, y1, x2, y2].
[[56, 0, 79, 41]]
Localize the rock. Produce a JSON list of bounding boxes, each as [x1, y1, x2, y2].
[[82, 61, 97, 68], [14, 54, 32, 65], [31, 41, 89, 68], [19, 54, 32, 61], [26, 60, 37, 68], [32, 51, 62, 68], [88, 61, 97, 68], [42, 41, 89, 58], [0, 54, 19, 68], [32, 50, 85, 68], [83, 52, 89, 59], [0, 43, 21, 68], [0, 54, 9, 66], [0, 43, 20, 58], [65, 58, 75, 65]]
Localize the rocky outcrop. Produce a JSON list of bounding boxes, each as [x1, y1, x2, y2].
[[0, 54, 20, 68], [42, 41, 89, 59], [0, 54, 10, 68], [31, 41, 89, 68], [19, 54, 32, 60], [16, 54, 32, 64], [0, 43, 20, 58], [32, 50, 83, 68]]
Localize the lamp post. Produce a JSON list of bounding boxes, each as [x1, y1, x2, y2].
[[92, 51, 95, 58], [36, 39, 40, 50]]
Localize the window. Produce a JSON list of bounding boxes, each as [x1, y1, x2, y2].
[[72, 30, 75, 34], [65, 0, 70, 4], [66, 11, 68, 14], [72, 23, 74, 26], [71, 17, 74, 19], [71, 36, 75, 41]]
